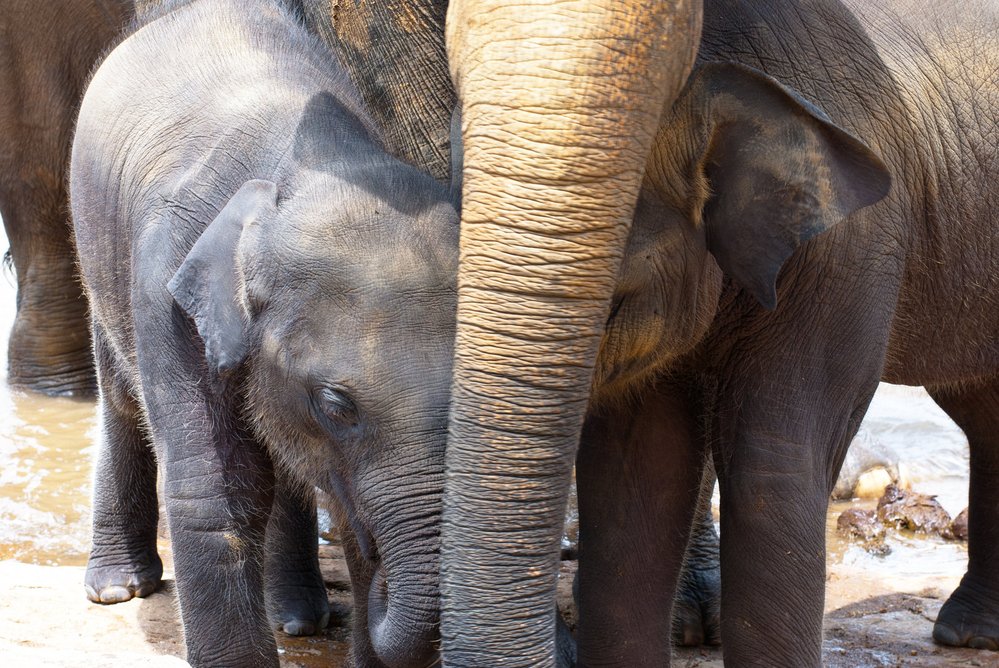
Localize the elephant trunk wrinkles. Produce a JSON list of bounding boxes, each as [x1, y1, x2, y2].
[[442, 0, 702, 665], [363, 476, 442, 667], [367, 562, 439, 668]]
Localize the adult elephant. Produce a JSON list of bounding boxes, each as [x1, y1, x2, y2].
[[0, 0, 133, 395], [445, 2, 999, 668], [442, 1, 704, 665]]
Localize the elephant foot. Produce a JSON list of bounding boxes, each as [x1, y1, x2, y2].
[[556, 612, 577, 668], [267, 581, 331, 637], [933, 574, 999, 651], [672, 563, 721, 647], [7, 316, 96, 396], [85, 547, 163, 604], [8, 361, 97, 397]]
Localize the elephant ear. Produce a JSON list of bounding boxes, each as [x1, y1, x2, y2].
[[167, 179, 278, 375], [688, 62, 891, 308]]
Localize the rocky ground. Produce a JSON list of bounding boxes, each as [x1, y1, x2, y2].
[[0, 537, 990, 668]]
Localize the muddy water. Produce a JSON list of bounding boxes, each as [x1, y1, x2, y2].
[[823, 384, 970, 599], [0, 224, 98, 565]]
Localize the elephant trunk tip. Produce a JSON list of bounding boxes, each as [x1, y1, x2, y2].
[[368, 564, 440, 668]]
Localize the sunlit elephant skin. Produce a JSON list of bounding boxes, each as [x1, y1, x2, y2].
[[71, 2, 457, 666], [442, 2, 705, 665], [575, 1, 997, 665], [0, 0, 134, 395]]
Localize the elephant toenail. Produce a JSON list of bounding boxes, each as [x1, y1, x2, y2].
[[968, 636, 998, 651], [282, 620, 316, 636], [932, 623, 962, 647], [99, 585, 133, 604]]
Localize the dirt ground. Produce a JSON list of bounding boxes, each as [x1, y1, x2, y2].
[[0, 543, 991, 668]]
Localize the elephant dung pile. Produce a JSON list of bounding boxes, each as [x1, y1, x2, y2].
[[837, 484, 967, 555]]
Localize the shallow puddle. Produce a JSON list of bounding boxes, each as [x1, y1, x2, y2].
[[0, 229, 99, 565], [0, 391, 97, 565]]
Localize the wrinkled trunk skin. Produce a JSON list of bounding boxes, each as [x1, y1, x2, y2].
[[442, 1, 702, 665], [297, 0, 455, 182], [0, 0, 133, 395]]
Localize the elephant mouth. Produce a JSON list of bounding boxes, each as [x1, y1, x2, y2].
[[368, 564, 440, 668]]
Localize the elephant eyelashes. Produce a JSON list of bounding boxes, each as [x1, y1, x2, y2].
[[313, 386, 360, 429]]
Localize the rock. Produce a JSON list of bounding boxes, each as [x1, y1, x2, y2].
[[836, 507, 890, 556], [852, 467, 894, 499], [833, 429, 909, 500], [944, 507, 968, 541], [876, 484, 952, 535]]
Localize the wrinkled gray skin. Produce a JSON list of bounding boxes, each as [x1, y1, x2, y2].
[[0, 0, 134, 395], [70, 1, 458, 666], [572, 1, 998, 665]]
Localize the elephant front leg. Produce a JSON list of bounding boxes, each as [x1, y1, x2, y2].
[[929, 380, 999, 651], [711, 374, 879, 667], [576, 383, 706, 668], [161, 426, 278, 668], [264, 473, 331, 637], [142, 357, 278, 664], [1, 191, 95, 395]]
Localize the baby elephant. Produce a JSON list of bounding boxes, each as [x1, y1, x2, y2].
[[71, 1, 457, 666]]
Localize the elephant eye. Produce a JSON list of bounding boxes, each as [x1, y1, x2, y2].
[[313, 386, 359, 428]]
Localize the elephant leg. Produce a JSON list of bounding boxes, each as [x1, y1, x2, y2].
[[0, 190, 95, 395], [710, 363, 879, 667], [672, 460, 721, 647], [157, 418, 277, 667], [576, 383, 705, 668], [134, 294, 277, 665], [264, 475, 331, 637], [85, 324, 162, 603], [929, 379, 999, 651]]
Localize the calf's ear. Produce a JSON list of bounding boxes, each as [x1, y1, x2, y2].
[[167, 179, 278, 375], [681, 62, 891, 308]]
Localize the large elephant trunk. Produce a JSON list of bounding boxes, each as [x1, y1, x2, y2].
[[442, 1, 702, 665]]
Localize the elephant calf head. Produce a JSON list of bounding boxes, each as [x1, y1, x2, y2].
[[597, 61, 892, 395], [169, 157, 459, 667]]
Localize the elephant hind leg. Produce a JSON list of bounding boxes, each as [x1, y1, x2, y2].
[[929, 379, 999, 651], [85, 324, 162, 604], [672, 463, 721, 647], [264, 475, 331, 637]]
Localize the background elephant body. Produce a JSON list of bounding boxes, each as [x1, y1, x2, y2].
[[296, 0, 455, 183], [71, 1, 458, 665], [575, 0, 998, 664], [0, 0, 134, 394]]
